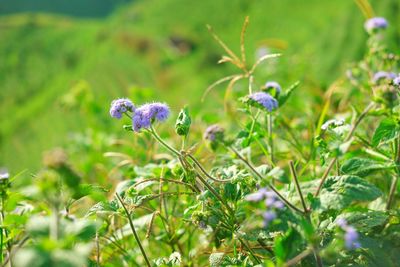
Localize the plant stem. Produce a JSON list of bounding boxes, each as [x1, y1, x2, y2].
[[194, 171, 235, 216], [285, 248, 313, 266], [267, 114, 274, 165], [238, 237, 261, 264], [314, 158, 336, 197], [387, 136, 400, 210], [289, 161, 308, 213], [183, 153, 234, 183], [149, 126, 180, 157], [115, 193, 151, 267], [227, 145, 304, 214], [386, 175, 398, 210], [344, 102, 375, 142], [315, 102, 374, 197], [312, 250, 324, 267]]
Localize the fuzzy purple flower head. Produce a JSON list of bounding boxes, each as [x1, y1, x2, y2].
[[132, 102, 170, 132], [110, 98, 135, 119], [373, 71, 396, 84], [262, 211, 277, 227], [264, 81, 282, 97], [336, 218, 361, 250], [249, 92, 278, 112], [204, 124, 225, 142], [344, 226, 361, 249], [364, 17, 388, 33]]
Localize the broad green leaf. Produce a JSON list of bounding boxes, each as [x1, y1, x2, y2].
[[336, 211, 389, 232], [372, 118, 400, 147], [320, 175, 382, 210], [341, 157, 395, 177]]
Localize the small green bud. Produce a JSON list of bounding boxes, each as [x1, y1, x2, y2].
[[175, 107, 191, 136]]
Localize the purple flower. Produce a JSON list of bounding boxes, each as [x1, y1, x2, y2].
[[373, 71, 396, 84], [203, 124, 224, 142], [249, 92, 278, 112], [110, 98, 135, 119], [262, 211, 276, 227], [393, 76, 400, 87], [337, 218, 361, 250], [0, 168, 9, 181], [245, 188, 268, 202], [344, 226, 361, 249], [336, 218, 348, 228], [364, 17, 388, 33], [264, 81, 282, 97], [273, 201, 284, 209], [132, 102, 170, 132]]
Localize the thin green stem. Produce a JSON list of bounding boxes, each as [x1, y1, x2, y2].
[[227, 145, 304, 214], [289, 161, 308, 213], [314, 158, 336, 197], [183, 153, 234, 183], [115, 194, 151, 267], [149, 126, 180, 157], [238, 237, 261, 264], [267, 114, 274, 165], [387, 136, 400, 210]]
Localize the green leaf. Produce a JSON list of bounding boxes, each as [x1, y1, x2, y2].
[[372, 118, 400, 147], [341, 157, 395, 177], [320, 175, 382, 210], [278, 81, 300, 106], [336, 211, 389, 232]]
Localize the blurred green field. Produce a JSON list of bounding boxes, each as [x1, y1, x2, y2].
[[0, 0, 399, 173]]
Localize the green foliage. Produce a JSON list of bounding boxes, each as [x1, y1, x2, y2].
[[320, 175, 382, 210], [372, 118, 400, 147], [1, 0, 400, 266]]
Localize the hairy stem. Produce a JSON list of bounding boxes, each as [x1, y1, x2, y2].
[[115, 194, 151, 267]]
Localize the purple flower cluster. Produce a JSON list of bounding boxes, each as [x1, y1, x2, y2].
[[245, 188, 284, 227], [133, 103, 170, 132], [109, 98, 135, 119], [203, 124, 224, 142], [249, 92, 278, 112], [264, 81, 282, 96], [393, 75, 400, 87], [364, 17, 388, 33], [373, 71, 396, 84], [110, 98, 170, 132], [336, 218, 361, 250]]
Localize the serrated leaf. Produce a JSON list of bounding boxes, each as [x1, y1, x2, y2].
[[341, 157, 395, 177], [320, 175, 382, 210], [372, 118, 400, 147]]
